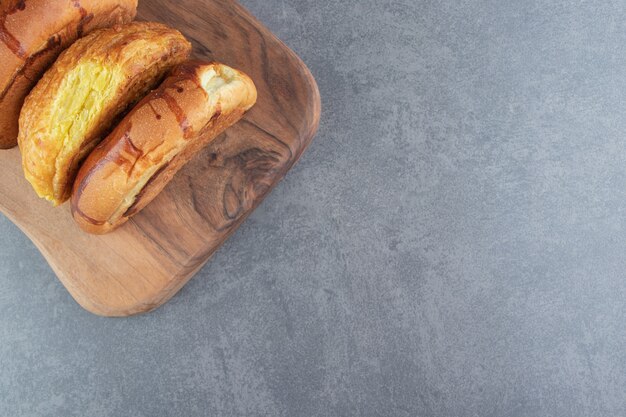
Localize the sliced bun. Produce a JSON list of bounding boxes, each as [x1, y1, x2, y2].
[[71, 60, 257, 234], [0, 0, 138, 149], [19, 22, 192, 205]]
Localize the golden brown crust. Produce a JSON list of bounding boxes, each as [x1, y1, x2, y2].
[[71, 60, 257, 234], [0, 0, 138, 149], [18, 22, 192, 205]]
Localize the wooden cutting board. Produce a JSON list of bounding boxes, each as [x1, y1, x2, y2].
[[0, 0, 321, 316]]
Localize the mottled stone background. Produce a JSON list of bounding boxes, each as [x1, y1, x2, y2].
[[1, 1, 625, 416]]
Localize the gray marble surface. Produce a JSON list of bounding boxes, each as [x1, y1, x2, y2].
[[2, 0, 626, 416]]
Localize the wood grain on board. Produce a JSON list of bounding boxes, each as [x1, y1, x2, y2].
[[0, 0, 321, 316]]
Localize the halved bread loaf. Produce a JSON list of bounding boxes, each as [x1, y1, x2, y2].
[[0, 0, 138, 149], [18, 22, 192, 205], [71, 60, 257, 234]]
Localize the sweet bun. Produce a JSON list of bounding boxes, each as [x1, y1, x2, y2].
[[71, 60, 257, 234], [0, 0, 138, 149], [19, 22, 192, 206]]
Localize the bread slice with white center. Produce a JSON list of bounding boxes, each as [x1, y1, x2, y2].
[[71, 60, 257, 234]]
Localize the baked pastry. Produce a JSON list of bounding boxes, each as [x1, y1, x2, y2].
[[0, 0, 138, 149], [71, 60, 257, 234], [19, 22, 192, 205]]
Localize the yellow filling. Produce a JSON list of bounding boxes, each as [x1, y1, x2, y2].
[[44, 62, 123, 203]]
